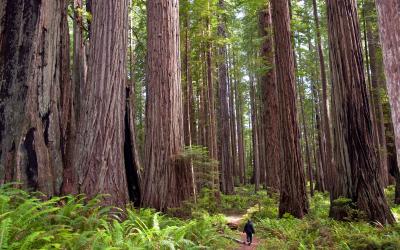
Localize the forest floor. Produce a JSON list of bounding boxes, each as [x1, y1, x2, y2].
[[2, 185, 400, 249], [226, 214, 260, 249]]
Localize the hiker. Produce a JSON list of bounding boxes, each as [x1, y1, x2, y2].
[[243, 220, 255, 246]]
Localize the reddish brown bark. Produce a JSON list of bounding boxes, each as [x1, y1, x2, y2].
[[142, 0, 193, 210], [375, 0, 400, 187], [327, 0, 394, 224], [271, 0, 309, 218], [365, 1, 389, 187], [259, 5, 280, 191], [74, 0, 131, 207], [0, 0, 72, 195], [217, 0, 234, 195]]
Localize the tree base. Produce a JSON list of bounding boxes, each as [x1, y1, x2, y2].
[[329, 198, 366, 222]]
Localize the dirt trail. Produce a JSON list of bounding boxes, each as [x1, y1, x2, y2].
[[225, 214, 260, 250]]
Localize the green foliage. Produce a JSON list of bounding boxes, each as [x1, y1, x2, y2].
[[179, 146, 219, 190], [238, 190, 400, 250], [0, 185, 233, 249]]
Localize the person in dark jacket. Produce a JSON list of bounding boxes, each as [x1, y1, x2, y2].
[[243, 220, 255, 246]]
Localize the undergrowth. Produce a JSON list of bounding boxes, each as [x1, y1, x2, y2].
[[2, 183, 400, 250], [0, 184, 233, 250], [241, 187, 400, 250]]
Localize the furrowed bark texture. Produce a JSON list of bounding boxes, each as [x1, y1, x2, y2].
[[259, 5, 280, 191], [75, 0, 130, 207], [142, 0, 193, 210], [0, 0, 72, 195], [327, 0, 395, 224], [271, 0, 309, 218], [375, 0, 400, 182]]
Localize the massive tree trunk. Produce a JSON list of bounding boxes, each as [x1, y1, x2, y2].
[[259, 5, 280, 191], [0, 0, 72, 195], [217, 0, 234, 195], [375, 0, 400, 194], [142, 0, 193, 210], [74, 0, 132, 207], [327, 0, 395, 224], [271, 0, 309, 218]]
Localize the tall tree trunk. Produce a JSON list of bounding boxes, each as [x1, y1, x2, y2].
[[142, 0, 193, 210], [299, 78, 314, 197], [250, 74, 260, 192], [259, 5, 280, 191], [311, 0, 333, 193], [217, 0, 234, 195], [0, 0, 72, 195], [228, 50, 239, 185], [310, 62, 326, 192], [60, 0, 77, 195], [365, 0, 389, 188], [206, 15, 218, 162], [233, 52, 246, 185], [74, 0, 131, 207], [375, 0, 400, 200], [327, 0, 395, 224], [271, 0, 309, 218]]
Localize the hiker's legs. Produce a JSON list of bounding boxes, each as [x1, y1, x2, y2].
[[246, 233, 252, 244]]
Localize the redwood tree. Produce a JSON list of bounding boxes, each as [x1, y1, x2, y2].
[[311, 0, 333, 193], [375, 0, 400, 203], [142, 0, 193, 210], [217, 0, 234, 195], [327, 0, 395, 224], [74, 0, 132, 207], [259, 5, 280, 191], [271, 0, 309, 218], [0, 0, 73, 195]]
